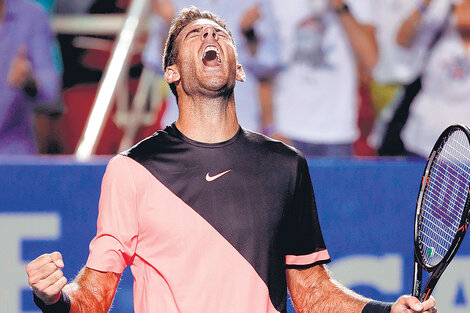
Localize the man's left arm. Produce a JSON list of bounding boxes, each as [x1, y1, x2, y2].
[[286, 264, 437, 313], [329, 0, 378, 71], [239, 0, 281, 79]]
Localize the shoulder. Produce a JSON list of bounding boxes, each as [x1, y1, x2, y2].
[[241, 128, 306, 164], [121, 128, 176, 162]]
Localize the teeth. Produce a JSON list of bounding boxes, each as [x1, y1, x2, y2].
[[205, 46, 218, 53], [203, 46, 220, 62]]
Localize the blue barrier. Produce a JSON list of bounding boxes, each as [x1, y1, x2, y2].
[[0, 156, 468, 313]]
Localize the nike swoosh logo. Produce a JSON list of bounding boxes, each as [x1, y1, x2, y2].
[[205, 169, 231, 182]]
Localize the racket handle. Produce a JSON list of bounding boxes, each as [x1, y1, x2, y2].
[[412, 259, 422, 298]]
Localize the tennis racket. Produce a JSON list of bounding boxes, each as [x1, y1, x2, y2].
[[412, 124, 470, 301]]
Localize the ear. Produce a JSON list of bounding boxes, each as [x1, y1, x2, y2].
[[164, 65, 180, 84], [236, 63, 246, 82]]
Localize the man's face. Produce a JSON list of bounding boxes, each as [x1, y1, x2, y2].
[[166, 18, 245, 98]]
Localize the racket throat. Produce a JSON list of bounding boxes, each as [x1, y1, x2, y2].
[[419, 262, 447, 301]]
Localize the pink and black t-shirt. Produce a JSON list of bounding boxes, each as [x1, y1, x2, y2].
[[86, 124, 330, 313]]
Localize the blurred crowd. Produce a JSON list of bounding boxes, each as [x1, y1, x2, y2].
[[1, 0, 469, 158]]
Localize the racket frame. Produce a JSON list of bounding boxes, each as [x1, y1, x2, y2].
[[412, 124, 470, 301]]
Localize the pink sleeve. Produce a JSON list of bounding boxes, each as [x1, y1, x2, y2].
[[86, 155, 138, 274], [285, 249, 330, 267]]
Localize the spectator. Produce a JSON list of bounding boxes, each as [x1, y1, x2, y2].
[[54, 0, 94, 14], [143, 0, 280, 133], [400, 0, 470, 157], [0, 0, 61, 154], [33, 0, 65, 154], [271, 0, 377, 158], [372, 0, 438, 93], [369, 0, 453, 156], [33, 0, 63, 74]]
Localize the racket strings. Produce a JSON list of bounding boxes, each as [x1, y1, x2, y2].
[[419, 230, 449, 258], [424, 183, 466, 225], [447, 138, 470, 173], [423, 156, 468, 232], [440, 144, 470, 182], [421, 208, 456, 241], [419, 130, 470, 266], [424, 166, 466, 222], [420, 210, 455, 259]]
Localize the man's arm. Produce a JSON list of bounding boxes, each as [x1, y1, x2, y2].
[[396, 0, 431, 48], [65, 267, 120, 313], [286, 265, 437, 313], [21, 7, 60, 103], [329, 0, 378, 70], [26, 252, 120, 313], [287, 265, 368, 312]]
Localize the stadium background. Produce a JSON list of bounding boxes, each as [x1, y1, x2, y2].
[[1, 157, 469, 313]]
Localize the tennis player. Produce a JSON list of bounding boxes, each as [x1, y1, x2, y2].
[[26, 6, 437, 313]]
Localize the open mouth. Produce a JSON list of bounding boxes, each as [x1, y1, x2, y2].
[[202, 45, 222, 67]]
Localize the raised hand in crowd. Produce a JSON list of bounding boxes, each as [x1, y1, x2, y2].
[[327, 0, 378, 70], [153, 0, 175, 26], [7, 45, 33, 89], [240, 3, 261, 33], [397, 0, 432, 47], [240, 3, 261, 55]]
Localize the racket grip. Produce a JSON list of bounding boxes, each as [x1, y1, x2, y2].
[[412, 260, 422, 298]]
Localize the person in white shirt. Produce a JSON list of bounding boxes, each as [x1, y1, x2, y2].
[[270, 0, 377, 157], [373, 0, 448, 87], [369, 0, 454, 154], [400, 0, 470, 156]]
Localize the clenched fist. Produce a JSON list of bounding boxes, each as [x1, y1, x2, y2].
[[26, 252, 68, 305]]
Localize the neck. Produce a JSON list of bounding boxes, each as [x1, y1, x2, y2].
[[175, 94, 239, 143]]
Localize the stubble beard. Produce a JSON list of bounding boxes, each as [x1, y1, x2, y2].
[[181, 64, 236, 100]]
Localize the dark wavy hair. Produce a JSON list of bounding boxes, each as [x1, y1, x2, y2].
[[162, 6, 236, 98]]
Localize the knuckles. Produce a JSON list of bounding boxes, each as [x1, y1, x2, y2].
[[26, 260, 63, 288]]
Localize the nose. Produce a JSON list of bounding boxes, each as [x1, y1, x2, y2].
[[201, 26, 218, 41]]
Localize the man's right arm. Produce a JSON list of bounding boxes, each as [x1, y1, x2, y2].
[[26, 252, 120, 313], [287, 264, 437, 313]]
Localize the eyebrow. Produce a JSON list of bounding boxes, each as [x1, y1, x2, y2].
[[184, 27, 203, 40], [183, 25, 228, 40]]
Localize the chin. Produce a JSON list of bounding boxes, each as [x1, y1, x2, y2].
[[205, 75, 235, 90], [202, 82, 235, 99]]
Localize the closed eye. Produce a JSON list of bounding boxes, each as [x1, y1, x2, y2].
[[185, 28, 202, 40], [216, 29, 229, 38]]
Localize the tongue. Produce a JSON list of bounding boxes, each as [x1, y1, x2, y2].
[[203, 50, 219, 67]]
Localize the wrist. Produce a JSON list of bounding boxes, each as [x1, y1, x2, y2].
[[361, 300, 393, 313], [241, 26, 257, 42], [22, 75, 38, 98], [333, 3, 350, 15], [417, 1, 429, 15], [33, 291, 71, 313]]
